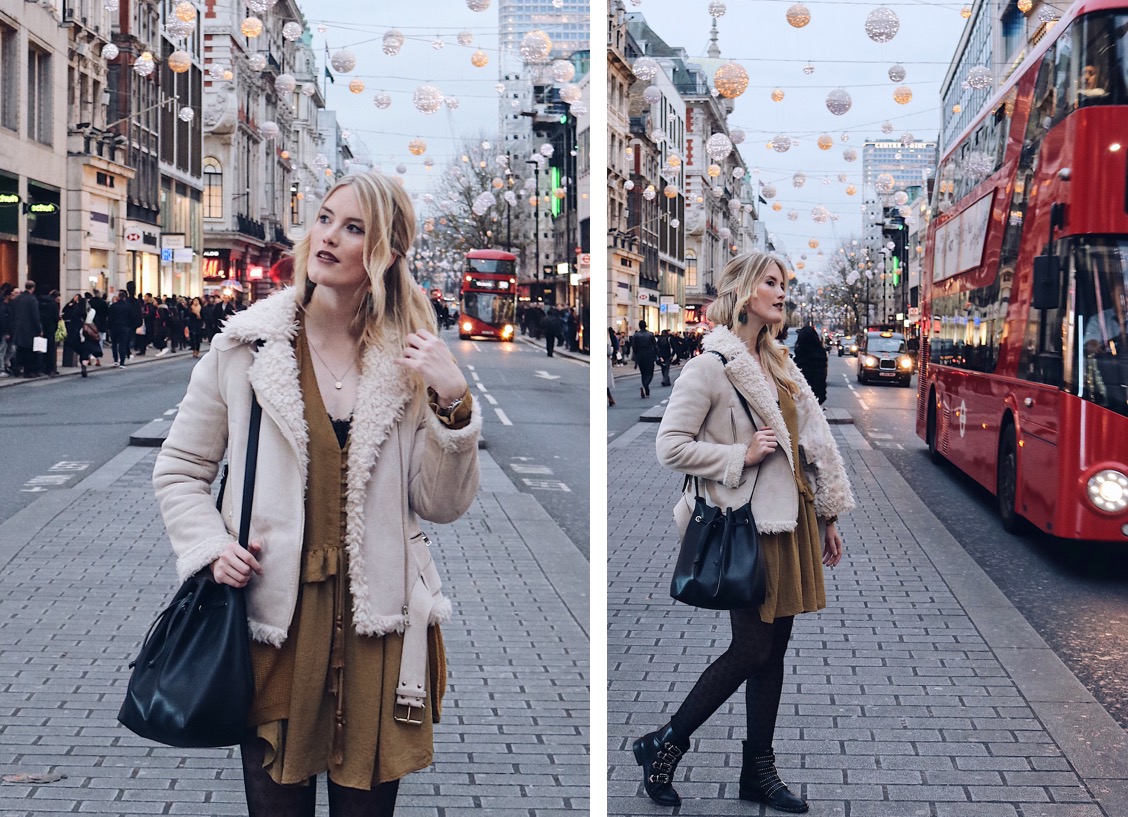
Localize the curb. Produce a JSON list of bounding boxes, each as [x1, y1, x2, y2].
[[514, 333, 590, 364], [0, 347, 202, 389]]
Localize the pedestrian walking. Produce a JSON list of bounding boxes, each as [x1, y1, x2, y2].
[[634, 251, 855, 813], [38, 289, 61, 376], [608, 342, 616, 407], [108, 291, 134, 367], [656, 328, 673, 387], [0, 283, 14, 376], [185, 296, 205, 358], [541, 308, 563, 357], [153, 171, 481, 817], [11, 280, 43, 378], [792, 325, 828, 404], [631, 320, 657, 398]]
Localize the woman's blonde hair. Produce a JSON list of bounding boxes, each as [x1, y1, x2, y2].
[[292, 171, 436, 349], [706, 251, 798, 395]]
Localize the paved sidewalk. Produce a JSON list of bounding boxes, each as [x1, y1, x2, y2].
[[608, 419, 1128, 817], [0, 445, 588, 815]]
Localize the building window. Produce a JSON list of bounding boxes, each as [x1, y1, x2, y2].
[[27, 45, 51, 145], [686, 250, 697, 287], [0, 24, 16, 132], [203, 158, 223, 218]]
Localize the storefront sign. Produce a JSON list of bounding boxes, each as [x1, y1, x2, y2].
[[25, 202, 58, 215], [0, 193, 20, 206], [124, 221, 159, 252]]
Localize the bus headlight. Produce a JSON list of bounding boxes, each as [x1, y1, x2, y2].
[[863, 355, 878, 368], [461, 321, 472, 332], [502, 324, 514, 337], [1087, 470, 1128, 513], [898, 355, 913, 370]]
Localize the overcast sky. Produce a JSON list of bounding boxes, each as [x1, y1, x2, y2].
[[629, 0, 970, 281]]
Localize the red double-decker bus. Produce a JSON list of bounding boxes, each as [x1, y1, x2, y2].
[[917, 0, 1128, 540], [459, 249, 517, 341]]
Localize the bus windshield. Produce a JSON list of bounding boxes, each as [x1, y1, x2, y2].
[[467, 258, 516, 275], [1067, 12, 1128, 109], [462, 292, 515, 327], [1072, 238, 1128, 416]]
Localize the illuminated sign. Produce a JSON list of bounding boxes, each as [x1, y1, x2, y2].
[[0, 193, 19, 206], [550, 166, 562, 217], [248, 265, 264, 280], [26, 202, 58, 214]]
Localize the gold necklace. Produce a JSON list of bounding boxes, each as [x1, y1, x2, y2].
[[308, 339, 359, 390]]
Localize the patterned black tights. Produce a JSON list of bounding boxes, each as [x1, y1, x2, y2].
[[669, 611, 795, 750], [241, 739, 401, 817]]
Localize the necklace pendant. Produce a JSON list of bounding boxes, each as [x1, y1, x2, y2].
[[334, 381, 343, 390]]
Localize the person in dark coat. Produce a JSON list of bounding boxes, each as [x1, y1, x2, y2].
[[185, 296, 205, 358], [11, 280, 43, 377], [0, 283, 13, 375], [108, 291, 134, 367], [89, 290, 109, 336], [632, 320, 658, 398], [540, 308, 564, 357], [656, 328, 674, 387], [793, 324, 829, 404], [37, 289, 61, 375]]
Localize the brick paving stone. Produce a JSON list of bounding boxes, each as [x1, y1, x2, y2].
[[0, 449, 587, 816], [607, 423, 1109, 817]]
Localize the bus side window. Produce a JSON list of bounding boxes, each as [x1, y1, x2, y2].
[[1019, 247, 1066, 387]]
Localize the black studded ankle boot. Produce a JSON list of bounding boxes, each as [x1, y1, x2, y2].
[[632, 723, 690, 807], [739, 743, 808, 813]]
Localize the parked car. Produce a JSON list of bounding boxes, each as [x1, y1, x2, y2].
[[857, 330, 914, 386]]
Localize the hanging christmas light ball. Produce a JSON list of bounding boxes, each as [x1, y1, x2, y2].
[[664, 184, 679, 199], [275, 73, 296, 96], [826, 88, 852, 115], [772, 202, 783, 212], [880, 121, 894, 134], [817, 134, 834, 151], [520, 30, 552, 62], [888, 64, 906, 82], [787, 210, 799, 221], [348, 79, 365, 94], [729, 128, 746, 145], [1038, 6, 1059, 22], [707, 164, 721, 178], [383, 30, 404, 56], [792, 172, 806, 188], [967, 65, 993, 89], [838, 173, 849, 182], [643, 86, 662, 105], [174, 0, 197, 22], [846, 184, 857, 196], [162, 15, 191, 36], [732, 167, 746, 180], [471, 49, 489, 67], [373, 92, 392, 109], [762, 184, 777, 199], [454, 31, 472, 48], [864, 6, 900, 42], [960, 5, 972, 18], [893, 85, 913, 104], [178, 106, 194, 122], [551, 60, 576, 84], [706, 132, 733, 161], [844, 147, 858, 161], [560, 83, 582, 104], [633, 56, 659, 82], [666, 153, 682, 168], [771, 134, 792, 153], [670, 218, 681, 229], [408, 138, 427, 156], [623, 180, 635, 191], [413, 84, 444, 113], [431, 38, 444, 50], [539, 143, 554, 158], [248, 54, 267, 71], [876, 172, 895, 194], [1017, 0, 1032, 12], [811, 206, 831, 224], [223, 68, 234, 81], [282, 21, 303, 41], [786, 3, 811, 28], [728, 200, 743, 213], [101, 43, 119, 60], [491, 177, 504, 190], [466, 0, 490, 10], [771, 88, 785, 102], [259, 120, 280, 140], [714, 62, 749, 98], [330, 50, 356, 73], [240, 17, 263, 37], [316, 24, 327, 33], [809, 238, 820, 249], [803, 62, 815, 75], [900, 131, 916, 147], [708, 1, 726, 17], [245, 0, 276, 13], [893, 190, 909, 205], [571, 102, 588, 116], [472, 192, 495, 215], [103, 0, 119, 11], [643, 185, 657, 201], [133, 51, 155, 77]]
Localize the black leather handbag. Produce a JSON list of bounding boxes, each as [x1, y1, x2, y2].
[[118, 394, 263, 748], [670, 354, 767, 610]]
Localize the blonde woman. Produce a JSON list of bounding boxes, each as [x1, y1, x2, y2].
[[153, 171, 481, 816], [633, 251, 854, 813]]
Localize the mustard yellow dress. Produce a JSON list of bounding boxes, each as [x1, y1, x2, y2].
[[755, 386, 827, 624], [247, 331, 461, 789]]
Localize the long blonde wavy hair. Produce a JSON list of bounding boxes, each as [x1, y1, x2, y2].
[[292, 171, 436, 350], [706, 251, 799, 396]]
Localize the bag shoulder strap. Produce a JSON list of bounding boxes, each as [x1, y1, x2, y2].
[[238, 393, 263, 549]]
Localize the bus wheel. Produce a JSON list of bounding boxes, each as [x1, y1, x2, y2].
[[926, 396, 944, 465], [997, 424, 1022, 533]]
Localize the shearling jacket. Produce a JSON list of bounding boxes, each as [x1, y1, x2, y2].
[[152, 290, 482, 653], [657, 325, 854, 536]]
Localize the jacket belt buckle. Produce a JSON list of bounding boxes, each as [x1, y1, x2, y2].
[[394, 702, 425, 726]]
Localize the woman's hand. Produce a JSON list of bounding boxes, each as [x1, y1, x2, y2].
[[822, 521, 844, 567], [396, 329, 468, 405], [743, 429, 779, 465], [211, 540, 263, 587]]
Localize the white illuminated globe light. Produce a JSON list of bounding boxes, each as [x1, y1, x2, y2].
[[248, 54, 267, 71], [771, 134, 792, 153], [413, 85, 444, 114], [643, 86, 662, 105], [282, 21, 302, 41], [864, 6, 900, 42], [260, 120, 280, 140], [133, 52, 155, 77], [458, 31, 473, 46], [275, 74, 296, 96], [466, 0, 490, 10], [706, 133, 733, 161], [330, 49, 356, 73], [900, 131, 915, 147], [373, 92, 392, 109], [633, 57, 659, 82], [881, 121, 894, 134], [708, 1, 726, 17], [893, 191, 909, 205], [844, 148, 858, 162], [762, 184, 777, 199], [826, 88, 852, 115], [792, 172, 806, 188], [383, 30, 404, 56], [876, 172, 896, 194], [520, 30, 552, 63], [732, 167, 745, 180], [552, 60, 575, 83], [178, 106, 194, 122], [888, 64, 906, 82], [730, 128, 745, 145], [101, 43, 119, 60], [967, 65, 993, 90]]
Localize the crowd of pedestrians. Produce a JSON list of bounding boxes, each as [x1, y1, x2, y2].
[[519, 303, 583, 355], [0, 280, 245, 379]]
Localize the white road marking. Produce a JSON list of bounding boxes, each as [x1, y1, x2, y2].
[[25, 475, 72, 487], [484, 394, 498, 405], [466, 365, 476, 371], [511, 464, 553, 475], [164, 409, 177, 416], [476, 382, 488, 392], [870, 433, 893, 439], [471, 371, 481, 381], [521, 479, 571, 492], [494, 408, 513, 426], [534, 370, 561, 380], [48, 461, 91, 473]]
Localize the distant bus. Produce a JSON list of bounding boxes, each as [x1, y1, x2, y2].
[[460, 250, 517, 341], [916, 0, 1128, 540]]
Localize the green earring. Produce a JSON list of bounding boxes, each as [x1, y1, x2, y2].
[[737, 309, 748, 324]]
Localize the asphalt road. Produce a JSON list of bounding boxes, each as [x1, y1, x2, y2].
[[451, 335, 590, 556], [824, 352, 1128, 730]]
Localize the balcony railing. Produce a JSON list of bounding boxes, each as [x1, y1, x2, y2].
[[236, 213, 266, 240]]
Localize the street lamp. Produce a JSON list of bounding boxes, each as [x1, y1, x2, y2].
[[526, 158, 541, 280]]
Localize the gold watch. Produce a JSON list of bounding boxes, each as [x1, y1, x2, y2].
[[437, 395, 464, 418]]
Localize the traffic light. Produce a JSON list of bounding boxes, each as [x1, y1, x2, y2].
[[559, 114, 568, 124]]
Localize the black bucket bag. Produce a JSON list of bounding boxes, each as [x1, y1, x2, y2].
[[118, 393, 263, 748], [670, 352, 767, 610]]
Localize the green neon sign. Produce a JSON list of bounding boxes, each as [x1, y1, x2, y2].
[[550, 166, 562, 217]]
